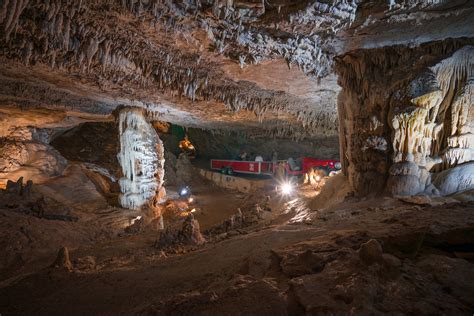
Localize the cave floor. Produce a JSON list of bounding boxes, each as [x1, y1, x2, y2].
[[1, 190, 473, 315], [166, 183, 264, 231]]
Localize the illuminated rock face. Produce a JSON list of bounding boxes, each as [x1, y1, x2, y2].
[[0, 127, 68, 187], [337, 43, 474, 196], [117, 108, 165, 210]]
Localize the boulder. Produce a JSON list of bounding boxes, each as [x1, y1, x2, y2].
[[387, 161, 434, 196], [75, 256, 97, 271], [382, 253, 401, 279], [387, 174, 423, 196], [280, 250, 324, 277], [432, 162, 474, 196], [358, 239, 383, 265]]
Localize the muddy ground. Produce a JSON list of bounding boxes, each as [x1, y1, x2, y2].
[[0, 171, 473, 315]]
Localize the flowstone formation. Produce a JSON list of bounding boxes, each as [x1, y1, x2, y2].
[[0, 126, 68, 188], [337, 42, 474, 196], [117, 108, 165, 210]]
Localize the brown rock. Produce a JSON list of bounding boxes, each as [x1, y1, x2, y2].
[[75, 256, 96, 271], [181, 213, 206, 245], [358, 239, 383, 265], [51, 247, 73, 272], [22, 179, 33, 197], [6, 177, 23, 194], [280, 250, 324, 277], [382, 253, 401, 279]]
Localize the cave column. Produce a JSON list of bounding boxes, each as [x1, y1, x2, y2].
[[336, 45, 474, 197], [117, 107, 165, 210]]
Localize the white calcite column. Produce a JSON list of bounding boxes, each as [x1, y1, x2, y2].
[[117, 108, 164, 210]]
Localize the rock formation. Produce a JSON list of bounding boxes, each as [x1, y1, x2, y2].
[[0, 2, 473, 314], [51, 247, 73, 272], [337, 41, 474, 196], [155, 213, 206, 249], [0, 126, 68, 188], [0, 1, 473, 198], [117, 107, 165, 210]]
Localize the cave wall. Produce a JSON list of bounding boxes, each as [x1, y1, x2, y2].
[[51, 122, 120, 174], [0, 126, 68, 188], [187, 128, 340, 161], [336, 39, 474, 196], [1, 0, 471, 199]]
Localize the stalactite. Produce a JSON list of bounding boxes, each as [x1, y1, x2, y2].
[[430, 46, 474, 168], [0, 0, 30, 41], [1, 0, 344, 139], [336, 39, 473, 196]]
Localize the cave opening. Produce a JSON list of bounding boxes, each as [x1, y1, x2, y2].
[[1, 1, 473, 314]]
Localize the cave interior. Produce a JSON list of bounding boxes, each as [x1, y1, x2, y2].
[[0, 0, 473, 314]]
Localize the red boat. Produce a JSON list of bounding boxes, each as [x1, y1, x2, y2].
[[210, 157, 341, 176]]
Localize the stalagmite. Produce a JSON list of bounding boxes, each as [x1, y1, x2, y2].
[[336, 42, 474, 196], [431, 46, 474, 169], [117, 108, 165, 210]]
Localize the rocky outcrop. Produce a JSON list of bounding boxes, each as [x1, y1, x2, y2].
[[432, 162, 474, 196], [155, 213, 206, 249], [0, 127, 68, 187]]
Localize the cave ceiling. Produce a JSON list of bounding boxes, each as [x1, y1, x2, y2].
[[0, 0, 473, 139]]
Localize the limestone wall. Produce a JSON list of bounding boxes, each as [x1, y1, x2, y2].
[[336, 40, 474, 196]]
